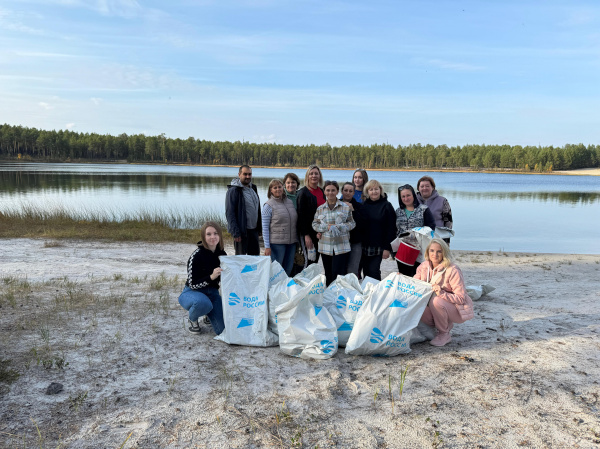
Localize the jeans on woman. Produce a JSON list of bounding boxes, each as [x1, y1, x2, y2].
[[178, 286, 225, 335], [346, 242, 362, 279], [270, 243, 296, 276]]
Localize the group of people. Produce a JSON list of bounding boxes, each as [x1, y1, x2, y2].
[[178, 164, 472, 348]]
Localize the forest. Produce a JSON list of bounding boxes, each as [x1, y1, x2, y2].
[[1, 124, 598, 171]]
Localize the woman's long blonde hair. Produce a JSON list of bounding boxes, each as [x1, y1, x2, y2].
[[424, 238, 452, 268]]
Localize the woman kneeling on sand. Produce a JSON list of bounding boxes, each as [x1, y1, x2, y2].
[[178, 221, 227, 335], [415, 238, 474, 347]]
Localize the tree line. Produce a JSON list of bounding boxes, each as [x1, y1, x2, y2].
[[1, 124, 598, 171]]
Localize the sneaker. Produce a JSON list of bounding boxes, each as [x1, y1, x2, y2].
[[202, 316, 210, 325], [188, 319, 201, 334], [430, 332, 451, 347]]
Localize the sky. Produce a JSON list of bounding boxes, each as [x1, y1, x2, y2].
[[1, 0, 599, 146]]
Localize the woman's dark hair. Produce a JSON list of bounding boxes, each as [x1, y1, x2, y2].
[[283, 173, 300, 190], [341, 182, 355, 192], [397, 184, 420, 210], [323, 180, 339, 192], [353, 169, 368, 187], [200, 221, 224, 250]]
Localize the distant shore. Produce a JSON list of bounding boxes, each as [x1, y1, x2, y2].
[[3, 157, 599, 176]]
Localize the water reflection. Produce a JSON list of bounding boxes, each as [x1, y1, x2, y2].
[[1, 171, 598, 205]]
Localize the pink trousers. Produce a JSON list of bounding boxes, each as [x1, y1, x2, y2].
[[420, 296, 466, 333]]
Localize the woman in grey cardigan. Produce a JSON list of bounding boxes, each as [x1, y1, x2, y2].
[[262, 179, 298, 276]]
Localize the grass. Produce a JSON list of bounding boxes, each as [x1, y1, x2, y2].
[[0, 205, 228, 242]]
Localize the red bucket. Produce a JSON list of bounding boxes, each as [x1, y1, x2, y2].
[[395, 241, 420, 266]]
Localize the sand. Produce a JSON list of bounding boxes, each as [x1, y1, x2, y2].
[[1, 239, 599, 448]]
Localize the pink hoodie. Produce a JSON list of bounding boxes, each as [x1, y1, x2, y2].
[[415, 261, 474, 321]]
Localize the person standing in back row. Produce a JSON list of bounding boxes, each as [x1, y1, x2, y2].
[[226, 165, 261, 255], [416, 176, 453, 245], [297, 164, 325, 265]]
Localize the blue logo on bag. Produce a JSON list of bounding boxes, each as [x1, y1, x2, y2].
[[370, 327, 385, 343], [287, 279, 297, 287], [314, 305, 322, 316], [237, 318, 254, 328], [338, 321, 353, 331], [321, 339, 335, 354], [384, 280, 394, 289], [228, 292, 241, 306], [241, 264, 257, 273], [336, 295, 346, 309], [389, 299, 408, 308]]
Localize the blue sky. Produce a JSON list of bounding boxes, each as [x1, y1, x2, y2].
[[1, 0, 599, 146]]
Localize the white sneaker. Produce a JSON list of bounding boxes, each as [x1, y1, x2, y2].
[[188, 319, 201, 334]]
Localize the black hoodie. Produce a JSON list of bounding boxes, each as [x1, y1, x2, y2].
[[185, 243, 227, 290], [360, 194, 396, 252]]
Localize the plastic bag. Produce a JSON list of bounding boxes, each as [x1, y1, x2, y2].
[[323, 273, 368, 347], [345, 273, 433, 356], [216, 255, 278, 347], [466, 284, 495, 301], [267, 263, 324, 335], [275, 274, 338, 359]]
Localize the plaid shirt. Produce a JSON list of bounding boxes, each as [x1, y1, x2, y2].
[[312, 200, 356, 256]]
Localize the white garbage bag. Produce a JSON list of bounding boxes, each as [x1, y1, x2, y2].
[[323, 273, 368, 347], [267, 263, 324, 336], [216, 255, 278, 347], [269, 260, 288, 289], [360, 276, 379, 291], [292, 264, 322, 286], [466, 284, 495, 301], [345, 273, 433, 356], [275, 274, 338, 359]]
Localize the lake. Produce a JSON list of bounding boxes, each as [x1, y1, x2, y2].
[[1, 162, 599, 254]]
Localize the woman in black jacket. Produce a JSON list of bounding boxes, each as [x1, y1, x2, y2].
[[177, 221, 227, 335], [296, 164, 325, 265], [360, 180, 396, 280]]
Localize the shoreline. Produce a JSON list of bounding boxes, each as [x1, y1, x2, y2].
[[3, 158, 599, 176], [1, 238, 599, 447]]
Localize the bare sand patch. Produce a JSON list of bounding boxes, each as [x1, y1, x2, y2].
[[1, 239, 599, 448], [554, 168, 600, 176]]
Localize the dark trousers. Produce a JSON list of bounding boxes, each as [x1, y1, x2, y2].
[[234, 228, 260, 255], [397, 260, 417, 277], [362, 253, 383, 281], [321, 252, 350, 286]]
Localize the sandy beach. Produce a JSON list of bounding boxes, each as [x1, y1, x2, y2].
[[1, 239, 599, 448]]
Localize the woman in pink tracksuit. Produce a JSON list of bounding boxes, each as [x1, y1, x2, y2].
[[415, 238, 474, 347]]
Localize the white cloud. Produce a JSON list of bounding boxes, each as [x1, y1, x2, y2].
[[253, 133, 277, 144], [39, 102, 53, 110], [65, 122, 75, 129], [90, 97, 102, 105]]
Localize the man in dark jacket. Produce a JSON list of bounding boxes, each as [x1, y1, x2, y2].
[[225, 165, 262, 255]]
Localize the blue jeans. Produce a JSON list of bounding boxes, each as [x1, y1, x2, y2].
[[270, 243, 296, 276], [178, 286, 225, 335]]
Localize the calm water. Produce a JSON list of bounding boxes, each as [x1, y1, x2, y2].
[[1, 162, 599, 254]]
